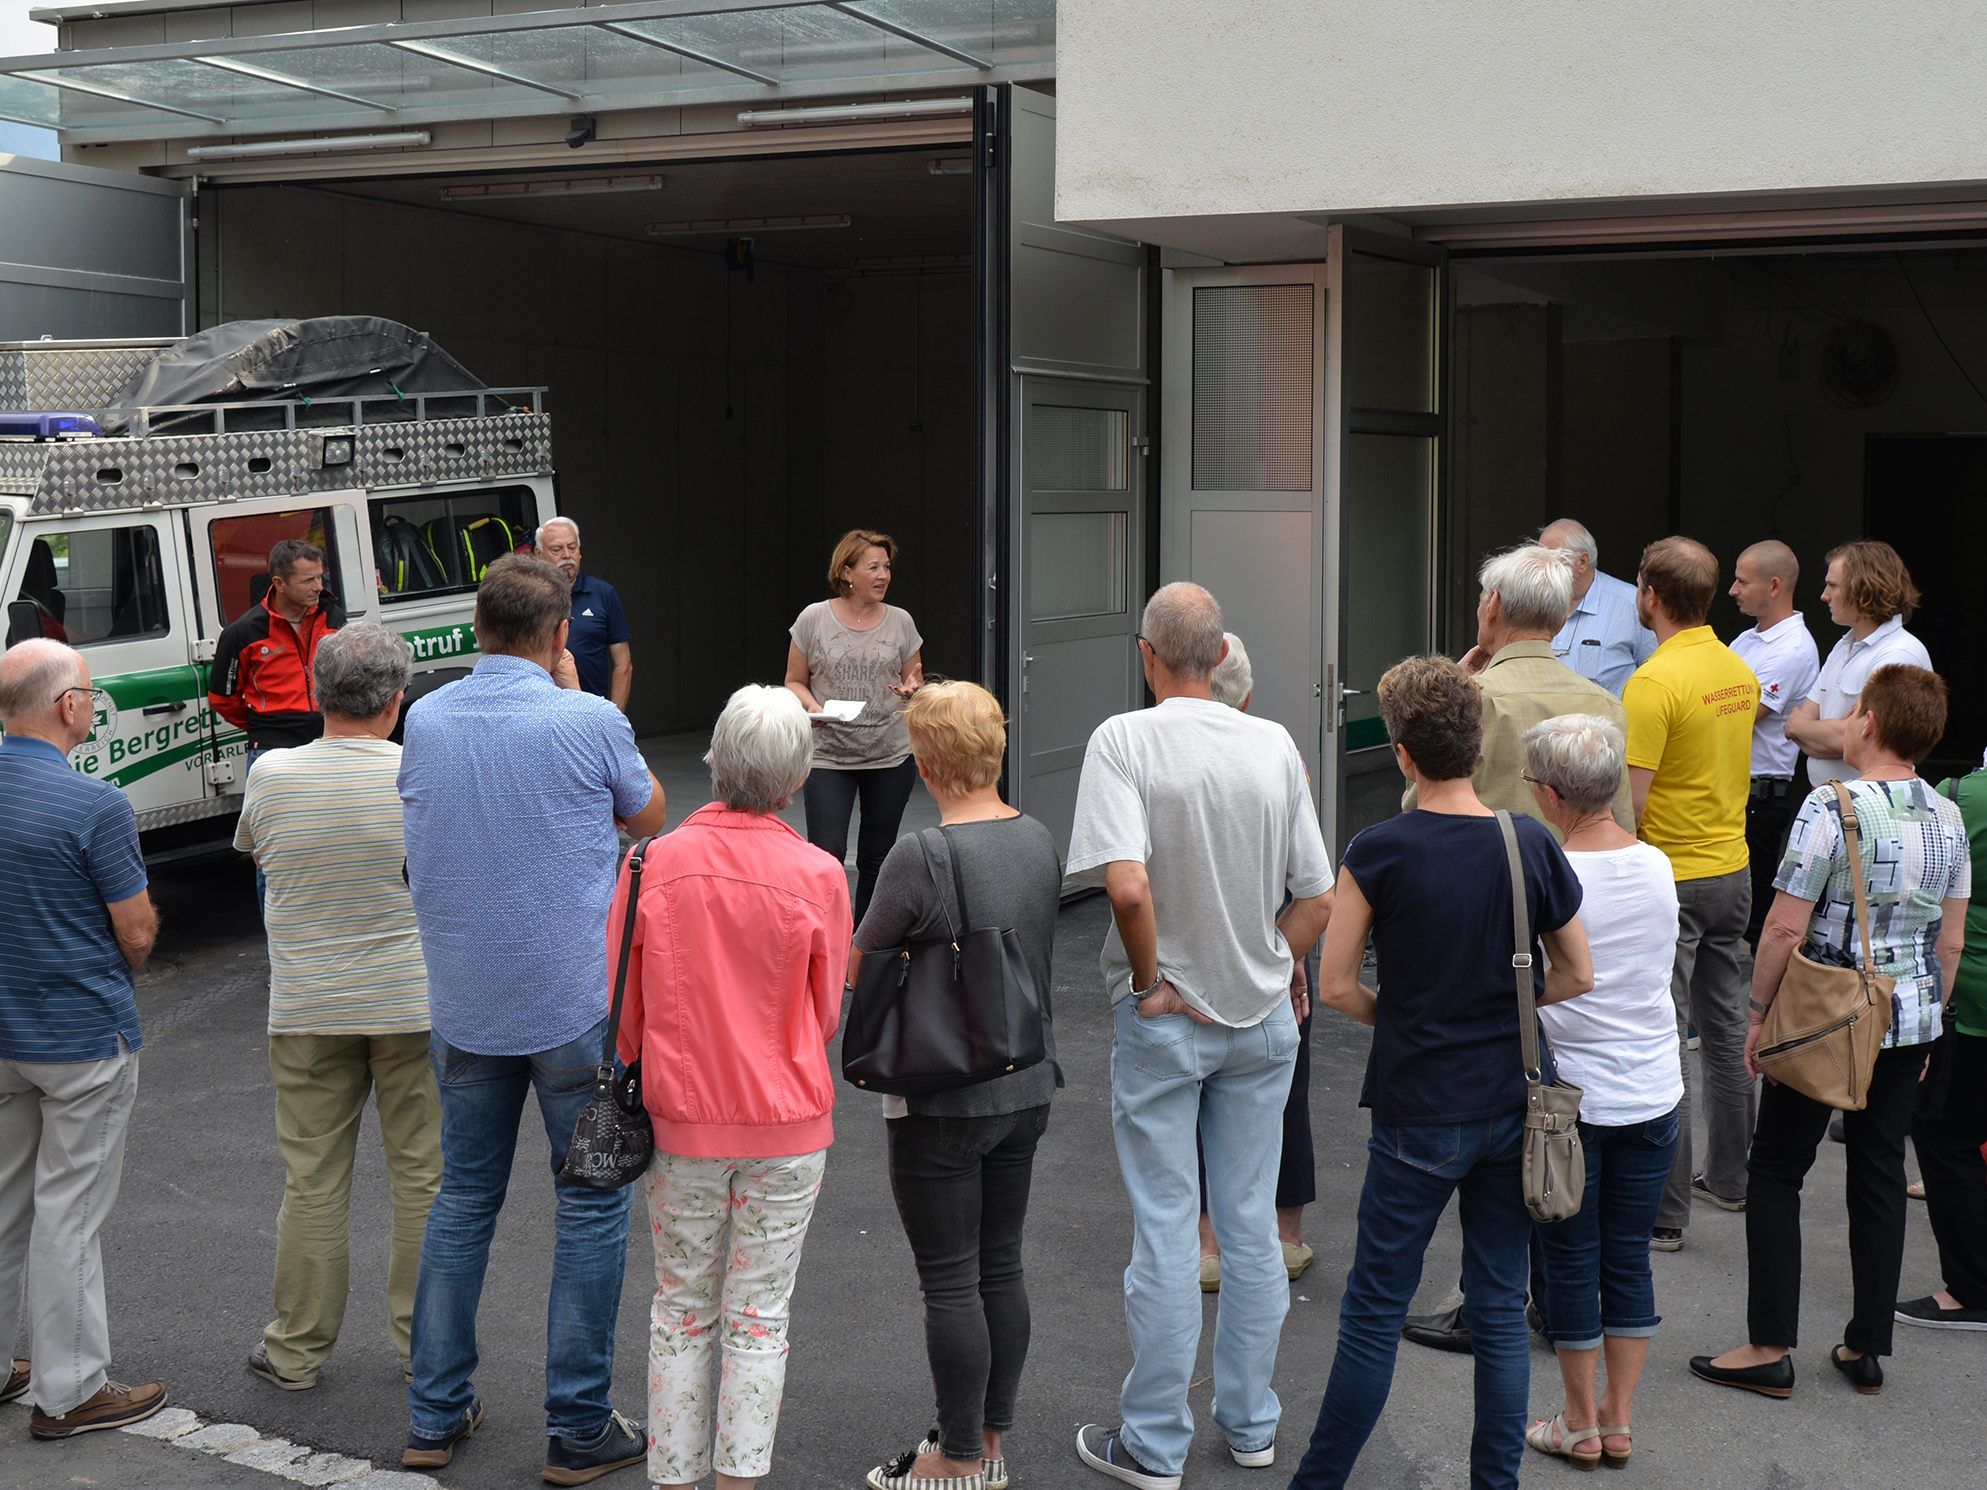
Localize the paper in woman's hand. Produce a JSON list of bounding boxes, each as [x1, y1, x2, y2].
[[808, 699, 865, 722]]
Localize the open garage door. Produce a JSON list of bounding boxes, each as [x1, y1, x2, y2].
[[0, 154, 191, 339]]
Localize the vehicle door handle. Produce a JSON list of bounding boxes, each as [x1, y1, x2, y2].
[[142, 701, 189, 716]]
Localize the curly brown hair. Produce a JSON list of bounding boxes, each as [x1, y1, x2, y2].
[[1826, 539, 1921, 625], [1857, 664, 1946, 763], [1378, 655, 1482, 782]]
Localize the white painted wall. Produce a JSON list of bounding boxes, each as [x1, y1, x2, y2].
[[1059, 0, 1987, 238]]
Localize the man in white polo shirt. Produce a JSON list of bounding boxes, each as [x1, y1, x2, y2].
[[1540, 518, 1658, 695], [1727, 540, 1820, 948], [1786, 539, 1930, 787]]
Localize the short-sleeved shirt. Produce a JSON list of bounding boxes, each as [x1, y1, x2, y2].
[[1775, 778, 1971, 1048], [567, 571, 631, 701], [399, 654, 656, 1056], [1064, 697, 1333, 1027], [789, 601, 922, 769], [1935, 771, 1987, 1035], [0, 735, 147, 1062], [855, 816, 1065, 1119], [1343, 810, 1584, 1126], [1622, 627, 1758, 882], [235, 736, 429, 1036], [1805, 617, 1934, 787], [1552, 570, 1657, 696], [1730, 613, 1820, 779]]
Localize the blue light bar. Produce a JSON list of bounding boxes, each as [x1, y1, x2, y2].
[[0, 411, 102, 438]]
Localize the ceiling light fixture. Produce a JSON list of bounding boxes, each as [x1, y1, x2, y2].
[[736, 97, 974, 127], [439, 175, 665, 202], [647, 214, 852, 237], [185, 130, 432, 161], [925, 157, 972, 177]]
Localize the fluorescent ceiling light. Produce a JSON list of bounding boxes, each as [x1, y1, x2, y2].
[[926, 157, 971, 177], [647, 214, 852, 237], [439, 175, 665, 202], [737, 97, 973, 128], [185, 130, 431, 161]]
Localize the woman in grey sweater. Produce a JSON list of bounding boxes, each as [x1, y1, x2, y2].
[[853, 681, 1063, 1490]]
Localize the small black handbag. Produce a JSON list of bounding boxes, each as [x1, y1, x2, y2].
[[558, 835, 657, 1190], [842, 827, 1047, 1097]]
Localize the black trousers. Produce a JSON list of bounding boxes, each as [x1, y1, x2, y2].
[[886, 1106, 1050, 1460], [1745, 1043, 1928, 1355], [1744, 785, 1796, 948], [802, 757, 919, 926], [1198, 992, 1317, 1214], [1910, 1030, 1987, 1308]]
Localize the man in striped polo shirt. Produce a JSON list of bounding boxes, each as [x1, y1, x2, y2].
[[233, 623, 440, 1393], [0, 638, 167, 1439]]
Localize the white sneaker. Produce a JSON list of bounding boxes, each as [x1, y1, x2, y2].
[[1230, 1441, 1276, 1467], [1075, 1424, 1181, 1490]]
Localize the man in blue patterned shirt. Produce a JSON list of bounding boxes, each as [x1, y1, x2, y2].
[[397, 556, 667, 1482], [0, 639, 167, 1440]]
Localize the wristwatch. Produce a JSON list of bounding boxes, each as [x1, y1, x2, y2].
[[1130, 972, 1165, 1002]]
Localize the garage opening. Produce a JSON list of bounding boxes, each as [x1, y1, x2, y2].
[[1448, 241, 1987, 781], [202, 147, 977, 760]]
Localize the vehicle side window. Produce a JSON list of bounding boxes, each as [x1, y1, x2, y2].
[[371, 486, 537, 601], [207, 506, 346, 625], [11, 524, 170, 647]]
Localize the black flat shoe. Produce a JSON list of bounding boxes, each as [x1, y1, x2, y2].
[[1830, 1345, 1883, 1395], [1401, 1304, 1473, 1355], [1688, 1353, 1795, 1399]]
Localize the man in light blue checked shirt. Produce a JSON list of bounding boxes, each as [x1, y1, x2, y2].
[[1542, 518, 1658, 696]]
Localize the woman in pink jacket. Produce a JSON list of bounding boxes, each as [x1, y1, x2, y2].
[[611, 684, 851, 1490]]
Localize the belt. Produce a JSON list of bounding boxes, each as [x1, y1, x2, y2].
[[1750, 776, 1794, 801]]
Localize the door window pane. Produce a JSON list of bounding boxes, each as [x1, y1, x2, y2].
[[1345, 253, 1435, 413], [370, 486, 538, 600], [13, 524, 169, 646], [208, 507, 347, 625], [1343, 434, 1432, 733], [1028, 511, 1127, 621], [1192, 284, 1314, 490], [1028, 406, 1127, 491]]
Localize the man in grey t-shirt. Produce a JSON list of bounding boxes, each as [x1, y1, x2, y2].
[[1065, 583, 1333, 1489]]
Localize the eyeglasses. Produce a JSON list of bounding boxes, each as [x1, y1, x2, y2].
[[1520, 771, 1550, 789], [51, 685, 95, 707]]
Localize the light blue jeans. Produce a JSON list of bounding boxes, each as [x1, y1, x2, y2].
[[1109, 996, 1299, 1474]]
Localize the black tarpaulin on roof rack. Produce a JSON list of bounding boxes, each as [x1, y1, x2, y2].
[[99, 316, 494, 434]]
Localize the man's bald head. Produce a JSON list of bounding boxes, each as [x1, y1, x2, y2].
[[1539, 519, 1597, 565], [1740, 540, 1798, 587], [1139, 582, 1226, 679], [0, 638, 88, 741], [1730, 539, 1800, 624]]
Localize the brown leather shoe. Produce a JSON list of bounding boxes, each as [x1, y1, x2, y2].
[[1, 1359, 28, 1405], [29, 1379, 169, 1439]]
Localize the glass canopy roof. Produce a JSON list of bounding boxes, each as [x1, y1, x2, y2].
[[0, 1, 1053, 142]]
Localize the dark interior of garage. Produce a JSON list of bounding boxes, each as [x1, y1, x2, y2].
[[1450, 243, 1987, 779], [200, 147, 975, 741]]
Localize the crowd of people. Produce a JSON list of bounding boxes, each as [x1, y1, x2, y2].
[[1, 516, 1982, 1490]]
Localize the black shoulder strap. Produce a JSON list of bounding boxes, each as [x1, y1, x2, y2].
[[914, 828, 962, 945], [602, 835, 654, 1071]]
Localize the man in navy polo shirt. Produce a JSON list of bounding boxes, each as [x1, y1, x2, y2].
[[0, 639, 168, 1440], [535, 518, 632, 712]]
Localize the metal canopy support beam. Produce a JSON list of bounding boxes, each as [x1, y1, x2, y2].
[[13, 68, 226, 123], [385, 40, 583, 102], [594, 21, 779, 86], [193, 56, 395, 113], [827, 3, 992, 69]]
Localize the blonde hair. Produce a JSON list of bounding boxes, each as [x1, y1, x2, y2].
[[827, 529, 897, 596], [904, 681, 1006, 796]]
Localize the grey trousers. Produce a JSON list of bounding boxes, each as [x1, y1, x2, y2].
[[1658, 868, 1755, 1231], [0, 1045, 140, 1416]]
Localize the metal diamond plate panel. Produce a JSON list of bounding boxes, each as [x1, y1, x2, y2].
[[135, 796, 241, 833], [0, 346, 162, 411]]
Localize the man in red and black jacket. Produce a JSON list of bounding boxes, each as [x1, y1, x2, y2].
[[209, 539, 347, 753]]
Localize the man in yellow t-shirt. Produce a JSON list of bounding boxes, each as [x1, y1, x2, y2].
[[1622, 536, 1760, 1250]]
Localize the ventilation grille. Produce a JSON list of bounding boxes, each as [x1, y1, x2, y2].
[[1191, 284, 1314, 491]]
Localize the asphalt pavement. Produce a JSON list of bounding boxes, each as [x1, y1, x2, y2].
[[1, 850, 1979, 1490]]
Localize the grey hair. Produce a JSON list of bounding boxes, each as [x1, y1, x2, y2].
[[313, 622, 414, 720], [536, 516, 580, 547], [1540, 517, 1599, 566], [1140, 582, 1225, 679], [706, 684, 813, 813], [0, 637, 84, 725], [1522, 713, 1626, 812], [1478, 544, 1576, 632], [1209, 631, 1254, 708]]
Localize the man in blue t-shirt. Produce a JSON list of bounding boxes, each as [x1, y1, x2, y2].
[[536, 517, 633, 711], [0, 639, 167, 1439]]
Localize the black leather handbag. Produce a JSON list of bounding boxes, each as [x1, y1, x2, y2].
[[842, 827, 1047, 1097], [558, 835, 657, 1190]]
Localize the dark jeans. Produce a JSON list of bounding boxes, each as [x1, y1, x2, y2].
[[1744, 783, 1796, 948], [1197, 1001, 1316, 1214], [408, 1017, 635, 1440], [1745, 1042, 1927, 1355], [885, 1105, 1050, 1461], [803, 758, 919, 926], [1290, 1110, 1531, 1490], [1538, 1107, 1680, 1349], [1910, 1029, 1987, 1308]]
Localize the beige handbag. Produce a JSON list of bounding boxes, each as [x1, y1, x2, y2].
[[1754, 781, 1896, 1111], [1496, 810, 1586, 1223]]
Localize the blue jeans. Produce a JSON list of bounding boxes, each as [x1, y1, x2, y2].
[[1289, 1110, 1531, 1490], [1538, 1107, 1680, 1350], [408, 1017, 635, 1440], [1110, 997, 1299, 1474]]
